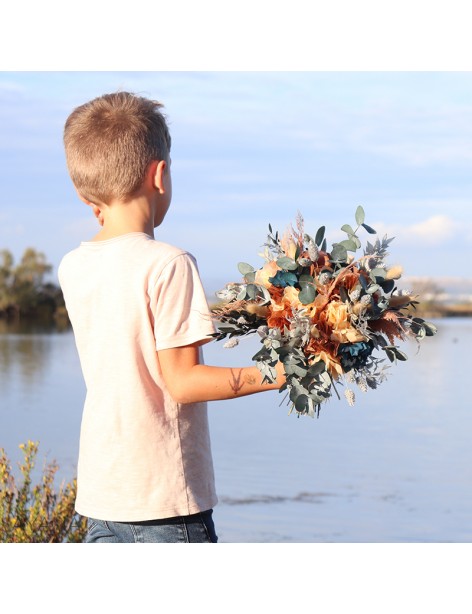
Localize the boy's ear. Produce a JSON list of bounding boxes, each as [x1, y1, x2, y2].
[[150, 160, 168, 194], [90, 204, 104, 226]]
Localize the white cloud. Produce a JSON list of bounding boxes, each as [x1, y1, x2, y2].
[[370, 214, 465, 247], [407, 215, 457, 242]]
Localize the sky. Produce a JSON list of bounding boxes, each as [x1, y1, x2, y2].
[[1, 71, 472, 296]]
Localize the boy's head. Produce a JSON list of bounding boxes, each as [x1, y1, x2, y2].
[[63, 91, 172, 205]]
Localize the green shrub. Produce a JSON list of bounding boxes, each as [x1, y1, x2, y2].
[[0, 441, 87, 543]]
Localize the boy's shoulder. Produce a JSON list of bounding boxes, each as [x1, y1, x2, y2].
[[58, 234, 195, 283], [125, 234, 196, 268]]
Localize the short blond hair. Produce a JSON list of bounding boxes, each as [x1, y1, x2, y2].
[[63, 91, 171, 204]]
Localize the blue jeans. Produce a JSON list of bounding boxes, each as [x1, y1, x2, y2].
[[84, 509, 218, 543]]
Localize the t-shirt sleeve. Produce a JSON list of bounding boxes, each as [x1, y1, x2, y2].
[[152, 252, 216, 351]]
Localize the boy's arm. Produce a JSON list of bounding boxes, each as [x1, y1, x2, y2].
[[158, 342, 285, 404]]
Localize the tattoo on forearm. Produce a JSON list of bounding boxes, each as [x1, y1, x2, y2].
[[229, 369, 256, 395], [229, 369, 243, 394]]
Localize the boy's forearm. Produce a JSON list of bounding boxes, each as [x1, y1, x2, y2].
[[172, 364, 280, 404], [158, 343, 284, 404]]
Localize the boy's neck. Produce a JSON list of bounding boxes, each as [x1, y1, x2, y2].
[[90, 195, 156, 242], [83, 158, 171, 242]]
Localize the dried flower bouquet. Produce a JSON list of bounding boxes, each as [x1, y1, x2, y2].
[[212, 207, 437, 417]]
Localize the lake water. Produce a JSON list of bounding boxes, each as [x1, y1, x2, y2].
[[1, 317, 471, 543]]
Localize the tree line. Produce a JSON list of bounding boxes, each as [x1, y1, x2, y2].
[[0, 248, 67, 322]]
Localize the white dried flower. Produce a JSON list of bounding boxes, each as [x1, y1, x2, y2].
[[215, 283, 242, 301], [357, 376, 368, 393], [223, 337, 239, 349], [318, 272, 332, 285], [304, 235, 319, 262], [298, 257, 312, 267], [350, 288, 361, 302], [345, 370, 356, 384], [344, 388, 355, 407]]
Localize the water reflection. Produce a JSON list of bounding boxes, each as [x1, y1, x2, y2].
[[0, 320, 66, 392], [0, 320, 82, 479], [1, 317, 471, 541], [205, 318, 472, 542]]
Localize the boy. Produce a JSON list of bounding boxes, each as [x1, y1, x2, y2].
[[58, 91, 285, 543]]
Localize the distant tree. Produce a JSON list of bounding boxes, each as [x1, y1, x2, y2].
[[12, 248, 52, 313], [0, 248, 64, 320], [0, 250, 15, 312]]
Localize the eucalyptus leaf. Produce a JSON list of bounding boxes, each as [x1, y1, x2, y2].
[[299, 273, 314, 286], [238, 262, 254, 276], [218, 325, 238, 333], [415, 327, 426, 340], [319, 371, 332, 387], [257, 362, 277, 383], [355, 205, 365, 225], [339, 238, 358, 252], [246, 284, 258, 300], [244, 271, 256, 283], [380, 279, 395, 294], [394, 348, 408, 361], [283, 361, 297, 376], [412, 317, 425, 324], [299, 285, 317, 305], [252, 347, 270, 361], [315, 226, 325, 246], [269, 348, 280, 362], [308, 362, 326, 376], [383, 348, 395, 362], [276, 256, 298, 271], [237, 287, 247, 301], [294, 394, 309, 413], [260, 286, 271, 302], [320, 238, 327, 252], [341, 223, 355, 236], [292, 364, 308, 377], [362, 223, 377, 234], [370, 267, 386, 281], [424, 322, 438, 336], [330, 243, 347, 262]]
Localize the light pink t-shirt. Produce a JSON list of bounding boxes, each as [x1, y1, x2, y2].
[[58, 232, 218, 521]]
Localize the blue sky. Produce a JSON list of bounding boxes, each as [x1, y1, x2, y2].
[[1, 71, 471, 295]]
